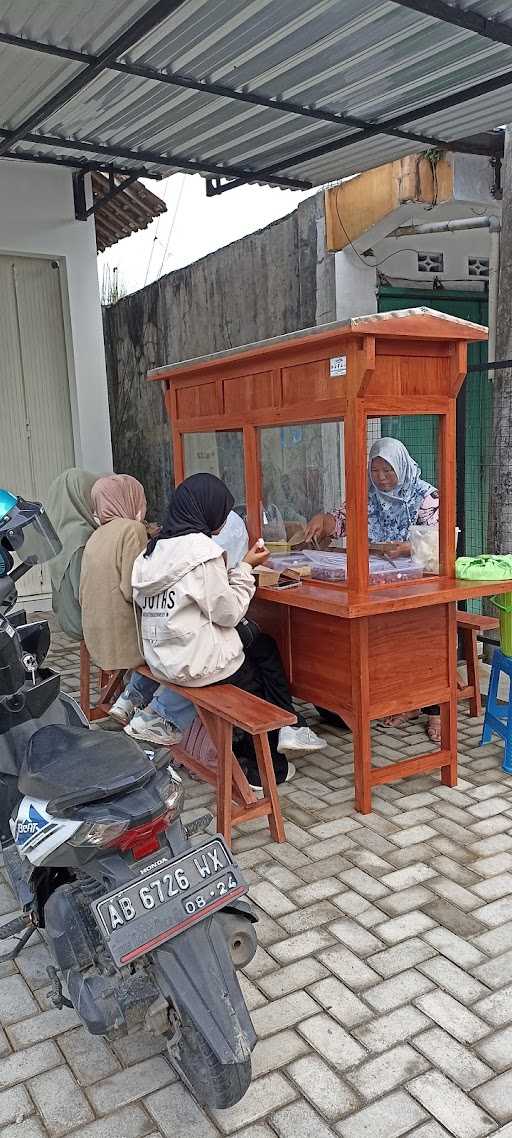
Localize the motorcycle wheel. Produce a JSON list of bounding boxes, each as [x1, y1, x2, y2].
[[170, 1006, 252, 1108]]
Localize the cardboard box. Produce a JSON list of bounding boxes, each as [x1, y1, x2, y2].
[[255, 565, 304, 589]]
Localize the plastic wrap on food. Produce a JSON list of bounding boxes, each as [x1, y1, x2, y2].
[[368, 556, 424, 583], [266, 551, 423, 583]]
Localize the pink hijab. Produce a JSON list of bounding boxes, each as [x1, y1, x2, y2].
[[92, 475, 147, 525]]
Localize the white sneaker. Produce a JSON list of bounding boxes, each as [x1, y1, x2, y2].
[[124, 711, 182, 747], [248, 761, 296, 792], [277, 726, 325, 755], [109, 692, 135, 726]]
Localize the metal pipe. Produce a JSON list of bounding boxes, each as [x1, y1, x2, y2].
[[391, 216, 498, 236], [488, 217, 500, 365]]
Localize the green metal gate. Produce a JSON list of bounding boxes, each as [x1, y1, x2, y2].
[[378, 286, 491, 561]]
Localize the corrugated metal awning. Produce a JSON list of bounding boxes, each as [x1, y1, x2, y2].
[[0, 0, 511, 194]]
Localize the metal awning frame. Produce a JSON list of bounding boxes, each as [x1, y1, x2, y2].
[[0, 0, 511, 199], [72, 170, 141, 221]]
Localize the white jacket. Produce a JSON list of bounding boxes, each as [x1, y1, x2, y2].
[[131, 533, 255, 687]]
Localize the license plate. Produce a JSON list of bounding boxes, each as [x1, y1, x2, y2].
[[92, 837, 246, 966]]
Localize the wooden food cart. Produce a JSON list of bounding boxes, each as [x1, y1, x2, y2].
[[149, 308, 511, 813]]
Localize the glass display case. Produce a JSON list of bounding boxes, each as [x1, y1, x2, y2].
[[183, 430, 245, 511], [149, 309, 509, 813]]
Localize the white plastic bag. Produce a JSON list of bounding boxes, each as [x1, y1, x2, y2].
[[409, 525, 439, 574]]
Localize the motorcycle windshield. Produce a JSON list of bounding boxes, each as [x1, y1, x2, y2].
[[3, 504, 61, 566]]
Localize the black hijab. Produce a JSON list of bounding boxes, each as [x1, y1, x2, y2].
[[145, 473, 234, 556]]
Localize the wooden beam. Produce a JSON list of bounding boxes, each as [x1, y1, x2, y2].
[[325, 154, 454, 252]]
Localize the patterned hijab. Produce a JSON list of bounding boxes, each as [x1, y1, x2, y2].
[[368, 438, 435, 542]]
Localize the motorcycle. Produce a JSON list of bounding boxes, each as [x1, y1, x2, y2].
[[0, 489, 257, 1108]]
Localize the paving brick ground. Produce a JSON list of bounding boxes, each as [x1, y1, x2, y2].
[[2, 617, 512, 1136]]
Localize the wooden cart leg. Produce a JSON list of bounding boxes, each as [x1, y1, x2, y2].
[[79, 641, 91, 719], [253, 733, 286, 843], [441, 605, 458, 787], [351, 619, 372, 814], [440, 699, 458, 787], [353, 715, 373, 814], [461, 626, 482, 718]]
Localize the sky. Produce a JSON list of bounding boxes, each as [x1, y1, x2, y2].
[[97, 171, 312, 299]]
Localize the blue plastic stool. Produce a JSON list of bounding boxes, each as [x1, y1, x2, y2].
[[481, 648, 512, 773]]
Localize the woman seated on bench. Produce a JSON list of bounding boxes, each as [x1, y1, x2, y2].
[[46, 467, 98, 641], [113, 503, 248, 743], [80, 473, 196, 745], [132, 473, 325, 788]]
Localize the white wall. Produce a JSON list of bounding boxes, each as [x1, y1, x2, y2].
[[335, 199, 501, 316], [336, 247, 378, 320], [0, 160, 112, 473]]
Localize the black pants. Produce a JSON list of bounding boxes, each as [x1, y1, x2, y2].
[[423, 705, 440, 715], [214, 633, 301, 785]]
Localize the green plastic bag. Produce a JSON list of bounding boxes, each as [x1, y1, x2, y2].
[[455, 555, 512, 581]]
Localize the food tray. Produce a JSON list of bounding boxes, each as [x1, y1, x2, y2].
[[266, 551, 423, 583]]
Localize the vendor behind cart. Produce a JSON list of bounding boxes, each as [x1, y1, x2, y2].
[[304, 437, 440, 742]]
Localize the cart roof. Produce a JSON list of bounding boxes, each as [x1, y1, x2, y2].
[[148, 306, 488, 381]]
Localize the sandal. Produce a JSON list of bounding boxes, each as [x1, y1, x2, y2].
[[426, 714, 441, 745], [380, 711, 419, 728]]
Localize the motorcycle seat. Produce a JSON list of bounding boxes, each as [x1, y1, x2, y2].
[[18, 724, 154, 813]]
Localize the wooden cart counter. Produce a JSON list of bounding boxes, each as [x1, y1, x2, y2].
[[251, 575, 511, 814], [255, 576, 512, 618]]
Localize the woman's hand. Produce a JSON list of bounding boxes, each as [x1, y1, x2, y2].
[[303, 513, 336, 544], [372, 541, 410, 559], [243, 541, 270, 568]]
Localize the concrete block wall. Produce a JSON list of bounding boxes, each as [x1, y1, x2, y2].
[[102, 191, 335, 519]]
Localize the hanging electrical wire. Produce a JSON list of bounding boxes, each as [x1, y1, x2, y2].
[[143, 175, 175, 286], [334, 191, 426, 270], [155, 173, 187, 281]]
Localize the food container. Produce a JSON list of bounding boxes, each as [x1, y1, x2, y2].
[[265, 541, 292, 554], [266, 551, 423, 584]]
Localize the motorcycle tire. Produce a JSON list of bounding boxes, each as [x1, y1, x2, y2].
[[170, 1006, 252, 1108]]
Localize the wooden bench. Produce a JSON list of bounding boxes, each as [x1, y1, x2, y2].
[[139, 666, 294, 845], [79, 642, 125, 722], [457, 611, 499, 718]]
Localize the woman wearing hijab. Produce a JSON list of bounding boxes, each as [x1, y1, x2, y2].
[[80, 474, 195, 744], [132, 473, 325, 788], [304, 437, 440, 742], [46, 468, 98, 640], [304, 437, 439, 550]]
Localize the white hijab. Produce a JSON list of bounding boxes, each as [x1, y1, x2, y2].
[[214, 511, 249, 568]]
